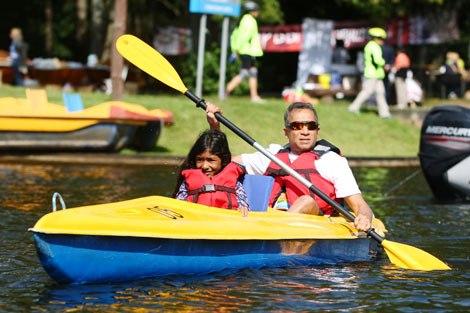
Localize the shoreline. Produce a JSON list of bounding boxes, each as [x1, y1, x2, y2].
[[0, 153, 420, 168]]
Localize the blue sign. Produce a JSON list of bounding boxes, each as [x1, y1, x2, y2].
[[190, 0, 241, 17]]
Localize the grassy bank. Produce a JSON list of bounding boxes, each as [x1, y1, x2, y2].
[[1, 84, 461, 158]]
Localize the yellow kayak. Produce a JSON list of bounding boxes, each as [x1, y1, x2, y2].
[[30, 195, 387, 284]]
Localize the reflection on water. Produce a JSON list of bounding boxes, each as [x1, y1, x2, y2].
[[280, 240, 316, 255], [0, 163, 178, 211], [0, 163, 468, 312]]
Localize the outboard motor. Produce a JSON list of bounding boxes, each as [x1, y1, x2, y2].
[[419, 105, 470, 202]]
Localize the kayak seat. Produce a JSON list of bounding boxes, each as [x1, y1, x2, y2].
[[242, 175, 274, 212], [63, 93, 85, 112]]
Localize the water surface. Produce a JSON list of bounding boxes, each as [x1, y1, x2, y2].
[[0, 163, 468, 312]]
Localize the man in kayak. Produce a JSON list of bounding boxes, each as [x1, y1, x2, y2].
[[205, 101, 373, 232]]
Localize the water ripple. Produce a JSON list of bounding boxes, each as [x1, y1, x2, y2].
[[0, 165, 468, 312]]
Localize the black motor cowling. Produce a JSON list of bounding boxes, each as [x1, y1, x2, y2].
[[419, 105, 470, 202]]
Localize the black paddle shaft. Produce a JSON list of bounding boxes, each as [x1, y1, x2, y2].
[[185, 90, 383, 242]]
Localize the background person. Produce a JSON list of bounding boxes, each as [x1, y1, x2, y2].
[[439, 51, 466, 98], [393, 48, 411, 109], [348, 27, 391, 118], [174, 129, 250, 216], [226, 1, 264, 103], [332, 39, 350, 65], [9, 27, 28, 86], [382, 42, 395, 104], [330, 39, 351, 95], [206, 102, 374, 232]]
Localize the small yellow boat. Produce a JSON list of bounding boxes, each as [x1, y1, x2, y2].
[[0, 92, 173, 152]]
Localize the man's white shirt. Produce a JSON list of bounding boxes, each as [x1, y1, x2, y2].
[[240, 144, 361, 198]]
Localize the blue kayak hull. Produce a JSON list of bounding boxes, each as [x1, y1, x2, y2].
[[33, 233, 383, 284]]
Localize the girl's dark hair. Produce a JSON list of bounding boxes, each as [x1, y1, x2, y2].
[[173, 129, 232, 197]]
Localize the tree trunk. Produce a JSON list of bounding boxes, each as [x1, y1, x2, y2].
[[90, 0, 106, 57], [44, 0, 53, 56], [111, 0, 127, 100], [76, 0, 87, 43]]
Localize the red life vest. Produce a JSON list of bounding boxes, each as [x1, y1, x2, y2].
[[265, 147, 341, 215], [182, 162, 245, 209]]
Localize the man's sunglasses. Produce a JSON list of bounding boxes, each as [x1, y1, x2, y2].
[[287, 121, 319, 131]]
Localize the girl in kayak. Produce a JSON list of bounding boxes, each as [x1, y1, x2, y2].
[[174, 129, 250, 216]]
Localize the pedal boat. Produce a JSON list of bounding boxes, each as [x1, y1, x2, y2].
[[0, 97, 174, 152], [30, 195, 387, 284]]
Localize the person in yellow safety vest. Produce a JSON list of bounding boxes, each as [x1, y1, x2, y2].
[[348, 27, 392, 118], [226, 1, 265, 103]]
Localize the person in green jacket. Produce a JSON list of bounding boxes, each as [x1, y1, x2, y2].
[[226, 1, 265, 103], [348, 27, 391, 118]]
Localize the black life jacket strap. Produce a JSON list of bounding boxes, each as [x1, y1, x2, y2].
[[266, 167, 318, 177], [279, 140, 341, 156]]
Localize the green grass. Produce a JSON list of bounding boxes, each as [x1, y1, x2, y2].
[[2, 84, 465, 157]]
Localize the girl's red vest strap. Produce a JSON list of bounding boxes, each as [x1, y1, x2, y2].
[[265, 140, 341, 215], [182, 162, 245, 209]]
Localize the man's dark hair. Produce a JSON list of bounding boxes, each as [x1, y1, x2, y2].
[[284, 102, 319, 126]]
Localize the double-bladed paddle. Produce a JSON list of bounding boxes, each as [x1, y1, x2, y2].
[[116, 34, 450, 271]]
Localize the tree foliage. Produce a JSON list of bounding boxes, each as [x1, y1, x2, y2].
[[337, 0, 464, 20], [1, 0, 467, 60], [0, 0, 468, 93], [258, 0, 284, 25]]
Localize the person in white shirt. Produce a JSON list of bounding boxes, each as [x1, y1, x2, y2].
[[205, 101, 373, 232]]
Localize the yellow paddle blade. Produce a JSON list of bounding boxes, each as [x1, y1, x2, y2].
[[116, 34, 188, 94], [382, 239, 451, 271]]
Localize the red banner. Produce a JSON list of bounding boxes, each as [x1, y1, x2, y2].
[[386, 18, 410, 46], [258, 13, 459, 53], [259, 25, 302, 53], [332, 20, 370, 48]]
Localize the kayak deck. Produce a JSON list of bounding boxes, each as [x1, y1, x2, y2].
[[30, 196, 386, 240]]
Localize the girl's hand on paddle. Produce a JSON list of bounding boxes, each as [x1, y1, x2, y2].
[[238, 206, 249, 217], [206, 102, 221, 131], [353, 214, 371, 232]]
